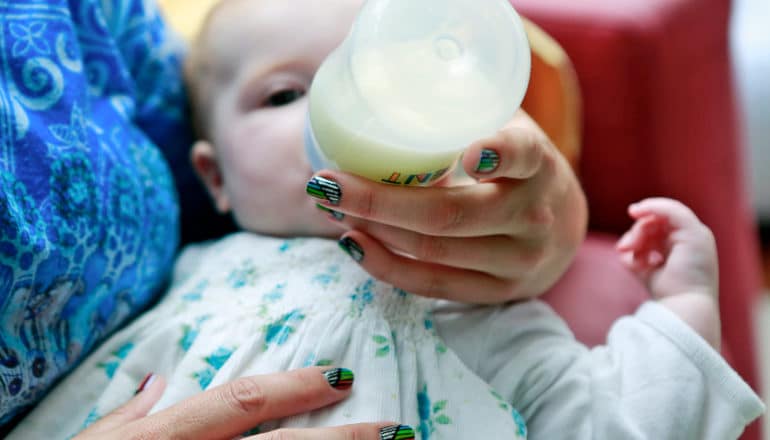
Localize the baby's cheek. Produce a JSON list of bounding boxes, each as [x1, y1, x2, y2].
[[230, 164, 316, 235]]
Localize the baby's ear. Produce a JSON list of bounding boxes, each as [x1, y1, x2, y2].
[[191, 140, 230, 213]]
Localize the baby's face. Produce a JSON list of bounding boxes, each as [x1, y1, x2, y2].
[[197, 0, 362, 236]]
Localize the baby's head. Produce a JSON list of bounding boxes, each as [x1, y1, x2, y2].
[[185, 0, 362, 236]]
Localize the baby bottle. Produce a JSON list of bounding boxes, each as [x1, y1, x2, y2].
[[304, 0, 531, 186]]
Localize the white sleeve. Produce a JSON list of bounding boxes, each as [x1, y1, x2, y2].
[[432, 300, 765, 440]]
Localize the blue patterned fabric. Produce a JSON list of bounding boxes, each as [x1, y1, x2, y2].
[[0, 0, 189, 423]]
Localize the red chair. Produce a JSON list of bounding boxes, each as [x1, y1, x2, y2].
[[515, 0, 763, 438]]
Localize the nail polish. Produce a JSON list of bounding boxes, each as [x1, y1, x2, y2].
[[338, 237, 364, 262], [475, 149, 500, 173], [135, 373, 156, 395], [316, 203, 345, 221], [380, 424, 415, 440], [306, 176, 342, 205], [323, 368, 354, 389]]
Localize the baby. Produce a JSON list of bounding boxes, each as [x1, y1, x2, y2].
[[10, 0, 764, 438]]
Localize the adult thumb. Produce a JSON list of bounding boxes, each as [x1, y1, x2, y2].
[[75, 373, 166, 438]]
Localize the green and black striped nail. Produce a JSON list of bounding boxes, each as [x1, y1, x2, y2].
[[306, 176, 342, 205], [323, 368, 354, 389], [476, 148, 500, 173], [380, 424, 415, 440], [316, 203, 345, 221], [338, 237, 364, 262]]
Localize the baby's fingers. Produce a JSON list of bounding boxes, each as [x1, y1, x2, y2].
[[616, 215, 665, 252], [628, 198, 701, 230]]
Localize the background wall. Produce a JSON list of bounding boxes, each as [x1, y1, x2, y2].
[[731, 0, 770, 222]]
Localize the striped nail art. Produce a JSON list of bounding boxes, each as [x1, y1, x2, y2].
[[323, 368, 354, 389], [380, 424, 415, 440], [475, 148, 500, 173], [306, 176, 341, 205], [135, 373, 156, 395], [316, 203, 345, 221], [338, 237, 364, 262]]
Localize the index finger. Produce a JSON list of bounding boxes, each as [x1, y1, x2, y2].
[[126, 367, 353, 439], [307, 173, 529, 237], [250, 424, 415, 440]]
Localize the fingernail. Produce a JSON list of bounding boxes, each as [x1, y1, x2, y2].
[[380, 424, 415, 440], [316, 203, 345, 221], [616, 233, 632, 249], [306, 176, 342, 205], [135, 373, 156, 395], [475, 149, 500, 173], [338, 237, 364, 262], [323, 368, 354, 389]]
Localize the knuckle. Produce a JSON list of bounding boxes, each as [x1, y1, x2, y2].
[[224, 376, 269, 415], [357, 186, 377, 219], [506, 130, 545, 178], [538, 147, 558, 179], [522, 204, 554, 235], [343, 426, 366, 440], [432, 196, 466, 234], [524, 133, 545, 166]]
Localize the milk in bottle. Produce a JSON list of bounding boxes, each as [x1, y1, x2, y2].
[[304, 0, 531, 186]]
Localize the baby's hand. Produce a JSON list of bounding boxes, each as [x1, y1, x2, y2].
[[616, 198, 721, 348], [616, 198, 718, 300]]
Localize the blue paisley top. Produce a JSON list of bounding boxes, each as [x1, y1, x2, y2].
[[0, 0, 190, 423]]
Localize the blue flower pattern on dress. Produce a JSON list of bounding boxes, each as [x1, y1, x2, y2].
[[417, 384, 452, 440], [491, 389, 527, 437], [192, 346, 235, 389], [179, 315, 211, 353], [311, 264, 340, 287], [227, 259, 259, 289], [0, 0, 190, 422], [182, 280, 209, 302], [263, 283, 285, 303], [349, 278, 375, 317], [74, 408, 100, 436], [96, 341, 134, 379], [263, 309, 305, 350]]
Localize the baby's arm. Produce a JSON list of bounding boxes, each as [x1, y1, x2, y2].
[[433, 199, 762, 439], [615, 198, 720, 349], [435, 301, 763, 439]]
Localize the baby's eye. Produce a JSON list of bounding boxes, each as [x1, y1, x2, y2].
[[264, 89, 305, 107]]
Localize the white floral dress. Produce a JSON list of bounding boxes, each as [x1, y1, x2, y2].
[[11, 233, 527, 439]]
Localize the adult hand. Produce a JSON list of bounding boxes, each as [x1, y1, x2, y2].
[[75, 367, 412, 439], [308, 110, 587, 303]]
